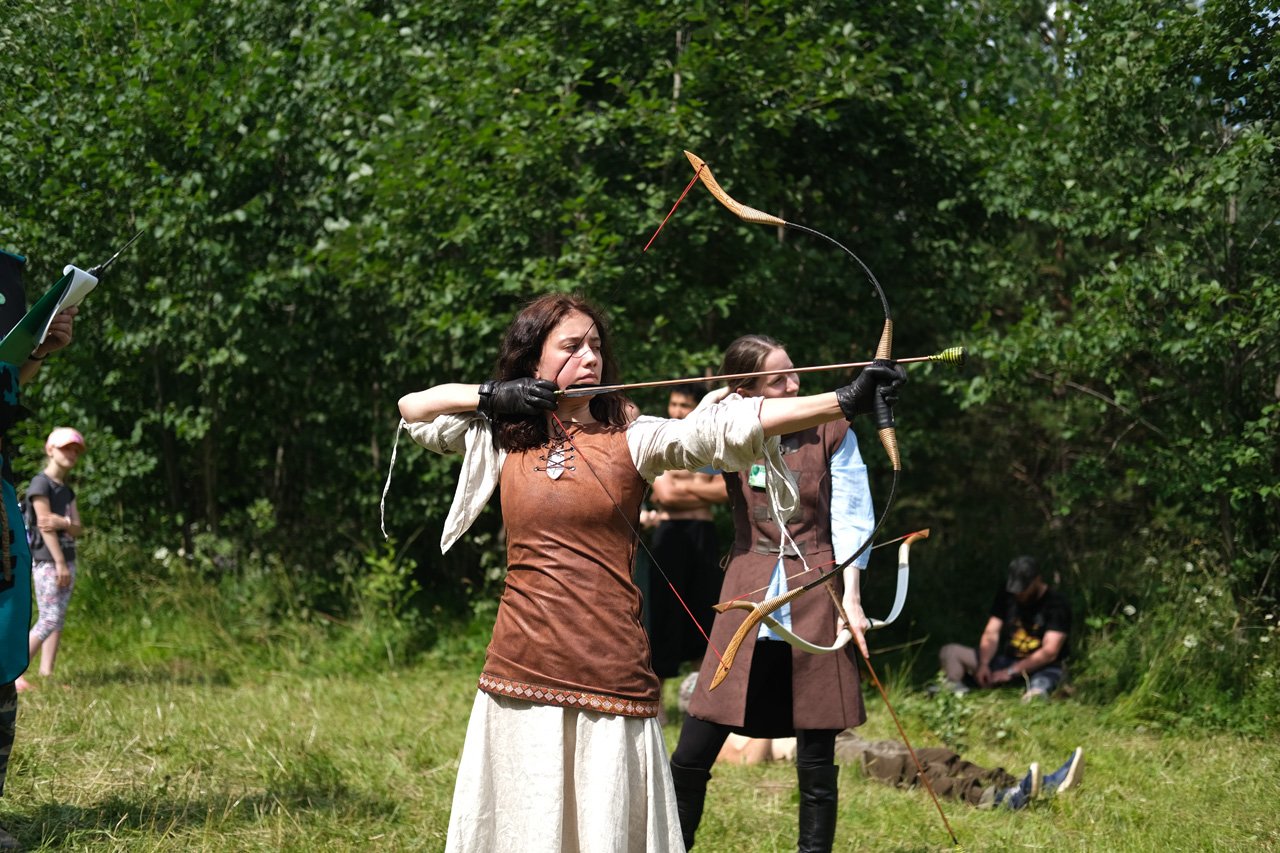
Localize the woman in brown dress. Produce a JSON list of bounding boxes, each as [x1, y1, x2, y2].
[[398, 299, 902, 853], [671, 334, 888, 853]]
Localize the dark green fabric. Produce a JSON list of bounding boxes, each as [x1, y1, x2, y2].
[[0, 270, 72, 365], [0, 253, 26, 339], [0, 479, 32, 683]]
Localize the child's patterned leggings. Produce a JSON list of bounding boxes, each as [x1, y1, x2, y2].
[[30, 560, 76, 641]]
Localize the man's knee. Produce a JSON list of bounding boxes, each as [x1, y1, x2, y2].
[[939, 643, 974, 673], [1024, 665, 1065, 699]]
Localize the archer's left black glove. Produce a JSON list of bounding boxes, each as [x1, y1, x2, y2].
[[476, 378, 559, 419], [834, 360, 907, 424]]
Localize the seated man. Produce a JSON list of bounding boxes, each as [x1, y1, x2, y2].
[[939, 556, 1071, 701]]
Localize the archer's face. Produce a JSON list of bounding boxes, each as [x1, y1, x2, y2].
[[535, 309, 602, 390], [743, 348, 799, 399]]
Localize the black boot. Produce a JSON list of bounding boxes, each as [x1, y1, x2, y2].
[[670, 761, 711, 850], [797, 764, 839, 853]]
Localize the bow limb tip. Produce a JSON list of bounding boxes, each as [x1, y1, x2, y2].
[[905, 528, 930, 545], [713, 599, 755, 615], [707, 663, 730, 691], [707, 610, 763, 691], [683, 150, 787, 228]]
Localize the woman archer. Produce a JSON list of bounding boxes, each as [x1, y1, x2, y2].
[[397, 294, 904, 853], [671, 334, 884, 853]]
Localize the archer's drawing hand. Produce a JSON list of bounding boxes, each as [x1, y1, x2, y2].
[[31, 306, 79, 359], [834, 359, 907, 422], [477, 378, 559, 419]]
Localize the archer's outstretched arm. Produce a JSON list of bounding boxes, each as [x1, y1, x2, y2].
[[757, 392, 842, 436], [757, 361, 906, 437], [399, 379, 558, 424], [399, 384, 481, 423]]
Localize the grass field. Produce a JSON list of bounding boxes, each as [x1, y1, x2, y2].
[[2, 573, 1278, 851]]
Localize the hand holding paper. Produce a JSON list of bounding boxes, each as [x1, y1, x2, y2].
[[31, 266, 97, 350], [0, 230, 140, 365], [32, 305, 78, 360]]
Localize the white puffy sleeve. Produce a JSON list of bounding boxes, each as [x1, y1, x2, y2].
[[626, 394, 799, 524], [405, 414, 506, 553]]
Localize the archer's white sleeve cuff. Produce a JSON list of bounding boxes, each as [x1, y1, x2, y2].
[[406, 414, 505, 553]]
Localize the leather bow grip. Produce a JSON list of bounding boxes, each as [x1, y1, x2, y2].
[[708, 586, 807, 690], [872, 319, 903, 472]]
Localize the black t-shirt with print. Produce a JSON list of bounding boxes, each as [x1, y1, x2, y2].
[[989, 587, 1071, 663], [26, 471, 76, 562]]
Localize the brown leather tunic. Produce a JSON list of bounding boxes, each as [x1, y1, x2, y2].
[[481, 423, 660, 717], [688, 420, 866, 732]]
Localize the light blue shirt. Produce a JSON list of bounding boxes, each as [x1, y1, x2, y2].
[[760, 429, 875, 641]]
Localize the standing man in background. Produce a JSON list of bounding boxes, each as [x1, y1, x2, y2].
[[644, 384, 726, 721]]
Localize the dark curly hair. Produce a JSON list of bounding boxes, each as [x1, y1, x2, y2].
[[493, 293, 630, 451]]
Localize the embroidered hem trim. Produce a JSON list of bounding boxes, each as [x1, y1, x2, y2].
[[478, 672, 659, 718]]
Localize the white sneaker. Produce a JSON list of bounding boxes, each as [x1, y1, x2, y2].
[[1043, 747, 1084, 794]]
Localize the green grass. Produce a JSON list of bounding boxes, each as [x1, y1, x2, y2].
[[3, 573, 1279, 850]]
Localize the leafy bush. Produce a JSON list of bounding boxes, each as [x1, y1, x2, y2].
[[1075, 537, 1280, 735]]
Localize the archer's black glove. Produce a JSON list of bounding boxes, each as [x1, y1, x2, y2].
[[477, 378, 559, 419], [834, 360, 908, 427]]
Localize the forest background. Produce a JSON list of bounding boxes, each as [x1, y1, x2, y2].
[[0, 0, 1276, 740]]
